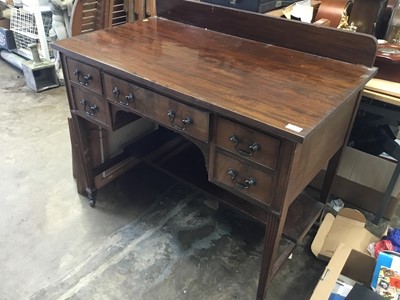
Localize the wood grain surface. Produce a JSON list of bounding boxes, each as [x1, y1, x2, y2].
[[53, 17, 375, 143]]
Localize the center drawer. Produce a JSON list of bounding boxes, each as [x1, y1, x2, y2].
[[214, 117, 280, 170], [103, 73, 210, 142]]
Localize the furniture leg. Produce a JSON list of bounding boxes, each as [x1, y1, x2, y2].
[[373, 161, 400, 224], [256, 213, 284, 300], [319, 148, 344, 204], [70, 115, 97, 206]]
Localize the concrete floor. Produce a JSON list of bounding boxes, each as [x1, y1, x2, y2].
[[0, 58, 399, 300]]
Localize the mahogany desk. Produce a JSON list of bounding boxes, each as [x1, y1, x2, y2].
[[53, 2, 377, 298]]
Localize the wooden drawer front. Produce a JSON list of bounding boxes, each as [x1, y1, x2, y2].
[[212, 152, 274, 206], [147, 96, 209, 142], [103, 73, 139, 108], [71, 86, 111, 128], [215, 117, 280, 170], [103, 74, 209, 142], [66, 58, 102, 94]]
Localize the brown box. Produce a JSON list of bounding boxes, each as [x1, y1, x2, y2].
[[310, 243, 377, 300], [311, 208, 379, 261], [310, 146, 400, 219]]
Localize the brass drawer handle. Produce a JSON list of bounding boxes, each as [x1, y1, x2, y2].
[[80, 98, 98, 116], [167, 110, 192, 131], [227, 168, 256, 189], [112, 87, 135, 106], [73, 69, 92, 86], [230, 135, 261, 156]]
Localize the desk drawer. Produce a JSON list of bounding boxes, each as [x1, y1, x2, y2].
[[103, 73, 209, 142], [215, 117, 280, 170], [211, 151, 274, 206], [66, 58, 102, 94], [148, 97, 209, 142], [103, 73, 139, 109], [71, 86, 111, 128]]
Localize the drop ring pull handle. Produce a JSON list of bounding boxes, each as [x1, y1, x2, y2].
[[227, 168, 256, 189], [74, 69, 92, 86], [80, 98, 98, 116], [112, 87, 135, 106], [121, 92, 135, 106], [229, 135, 261, 156], [167, 110, 192, 131], [112, 87, 120, 100]]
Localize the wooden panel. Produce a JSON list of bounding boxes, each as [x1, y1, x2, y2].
[[156, 0, 378, 67], [66, 57, 103, 94], [211, 151, 275, 206], [364, 78, 400, 99], [285, 91, 360, 206], [215, 117, 280, 170]]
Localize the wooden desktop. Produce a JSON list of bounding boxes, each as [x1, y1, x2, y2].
[[53, 1, 377, 298]]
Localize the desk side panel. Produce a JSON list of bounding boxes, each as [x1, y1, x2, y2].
[[284, 91, 362, 206]]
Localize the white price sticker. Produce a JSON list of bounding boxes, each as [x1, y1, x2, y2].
[[285, 123, 303, 132]]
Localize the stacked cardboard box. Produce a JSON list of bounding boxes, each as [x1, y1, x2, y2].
[[310, 146, 400, 219]]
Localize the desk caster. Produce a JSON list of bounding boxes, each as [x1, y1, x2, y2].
[[85, 187, 97, 208]]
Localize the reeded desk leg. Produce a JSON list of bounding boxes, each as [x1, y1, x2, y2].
[[256, 214, 283, 300]]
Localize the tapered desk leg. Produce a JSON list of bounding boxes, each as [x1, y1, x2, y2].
[[256, 213, 283, 300]]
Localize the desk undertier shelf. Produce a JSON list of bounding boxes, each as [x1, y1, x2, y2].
[[95, 127, 323, 278]]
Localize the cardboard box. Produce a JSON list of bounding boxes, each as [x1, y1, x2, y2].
[[311, 208, 379, 261], [311, 243, 377, 300], [310, 146, 400, 219]]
